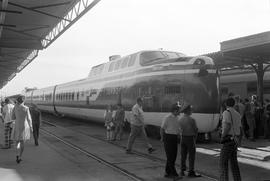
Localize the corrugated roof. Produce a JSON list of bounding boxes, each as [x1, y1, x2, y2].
[[205, 31, 270, 70]]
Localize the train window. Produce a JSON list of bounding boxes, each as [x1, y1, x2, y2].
[[77, 92, 79, 100], [163, 51, 180, 58], [221, 87, 228, 95], [72, 92, 74, 100], [128, 54, 136, 67], [114, 59, 122, 71], [140, 51, 165, 65], [121, 57, 129, 68], [164, 86, 182, 94], [108, 62, 115, 72]]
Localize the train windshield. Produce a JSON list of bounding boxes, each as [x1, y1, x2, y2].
[[140, 51, 185, 66]]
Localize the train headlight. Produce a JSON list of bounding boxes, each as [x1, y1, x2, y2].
[[198, 68, 208, 77], [194, 59, 206, 65]]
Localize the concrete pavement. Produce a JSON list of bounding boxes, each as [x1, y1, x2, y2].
[[0, 120, 211, 181]]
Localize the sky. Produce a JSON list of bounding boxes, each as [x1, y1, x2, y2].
[[1, 0, 270, 96]]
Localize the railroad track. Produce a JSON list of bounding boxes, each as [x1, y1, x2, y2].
[[42, 118, 218, 181], [41, 126, 146, 181]]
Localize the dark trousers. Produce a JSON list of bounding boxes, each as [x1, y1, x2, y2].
[[114, 124, 124, 140], [126, 125, 152, 151], [32, 123, 40, 145], [264, 117, 270, 138], [181, 136, 196, 172], [164, 133, 178, 176], [219, 141, 241, 181], [4, 122, 13, 148]]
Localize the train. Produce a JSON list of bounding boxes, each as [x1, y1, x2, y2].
[[22, 50, 220, 135], [220, 68, 270, 101]]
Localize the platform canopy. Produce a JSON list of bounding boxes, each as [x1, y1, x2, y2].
[[206, 31, 270, 105], [206, 31, 270, 69], [0, 0, 100, 89]]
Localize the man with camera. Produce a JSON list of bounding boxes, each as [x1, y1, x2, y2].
[[219, 97, 242, 181]]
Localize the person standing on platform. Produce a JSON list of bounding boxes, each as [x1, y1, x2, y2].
[[12, 95, 32, 164], [264, 99, 270, 140], [2, 98, 15, 149], [219, 97, 242, 181], [126, 97, 155, 154], [179, 104, 201, 177], [160, 103, 181, 179], [29, 104, 41, 146], [104, 105, 114, 141], [234, 95, 245, 117], [113, 104, 125, 141], [244, 97, 256, 141]]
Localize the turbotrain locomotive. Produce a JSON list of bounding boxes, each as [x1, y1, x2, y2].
[[24, 50, 220, 134]]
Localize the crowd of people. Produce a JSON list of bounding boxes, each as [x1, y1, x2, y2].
[[104, 97, 201, 180], [0, 96, 41, 164], [104, 94, 270, 180], [0, 93, 268, 179], [222, 93, 270, 142]]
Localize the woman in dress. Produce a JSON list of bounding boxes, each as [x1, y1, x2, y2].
[[12, 95, 32, 163]]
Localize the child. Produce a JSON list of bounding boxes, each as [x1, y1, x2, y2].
[[104, 105, 114, 141]]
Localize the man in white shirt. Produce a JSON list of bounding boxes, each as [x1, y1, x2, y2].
[[2, 98, 15, 149], [160, 103, 181, 179], [126, 97, 155, 154]]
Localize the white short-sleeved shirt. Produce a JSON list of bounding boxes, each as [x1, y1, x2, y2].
[[161, 113, 180, 135], [222, 107, 241, 136], [130, 103, 144, 126]]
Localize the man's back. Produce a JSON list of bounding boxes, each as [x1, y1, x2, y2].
[[179, 115, 198, 136], [30, 108, 41, 125]]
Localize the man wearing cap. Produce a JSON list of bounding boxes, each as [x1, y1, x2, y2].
[[178, 104, 201, 177], [126, 97, 155, 154], [160, 103, 181, 179]]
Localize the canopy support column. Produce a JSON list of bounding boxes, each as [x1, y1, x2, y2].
[[256, 61, 264, 106]]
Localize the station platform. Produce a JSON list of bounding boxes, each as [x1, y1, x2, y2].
[[0, 120, 211, 181]]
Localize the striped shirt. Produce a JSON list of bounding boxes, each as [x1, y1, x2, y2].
[[179, 114, 198, 136]]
